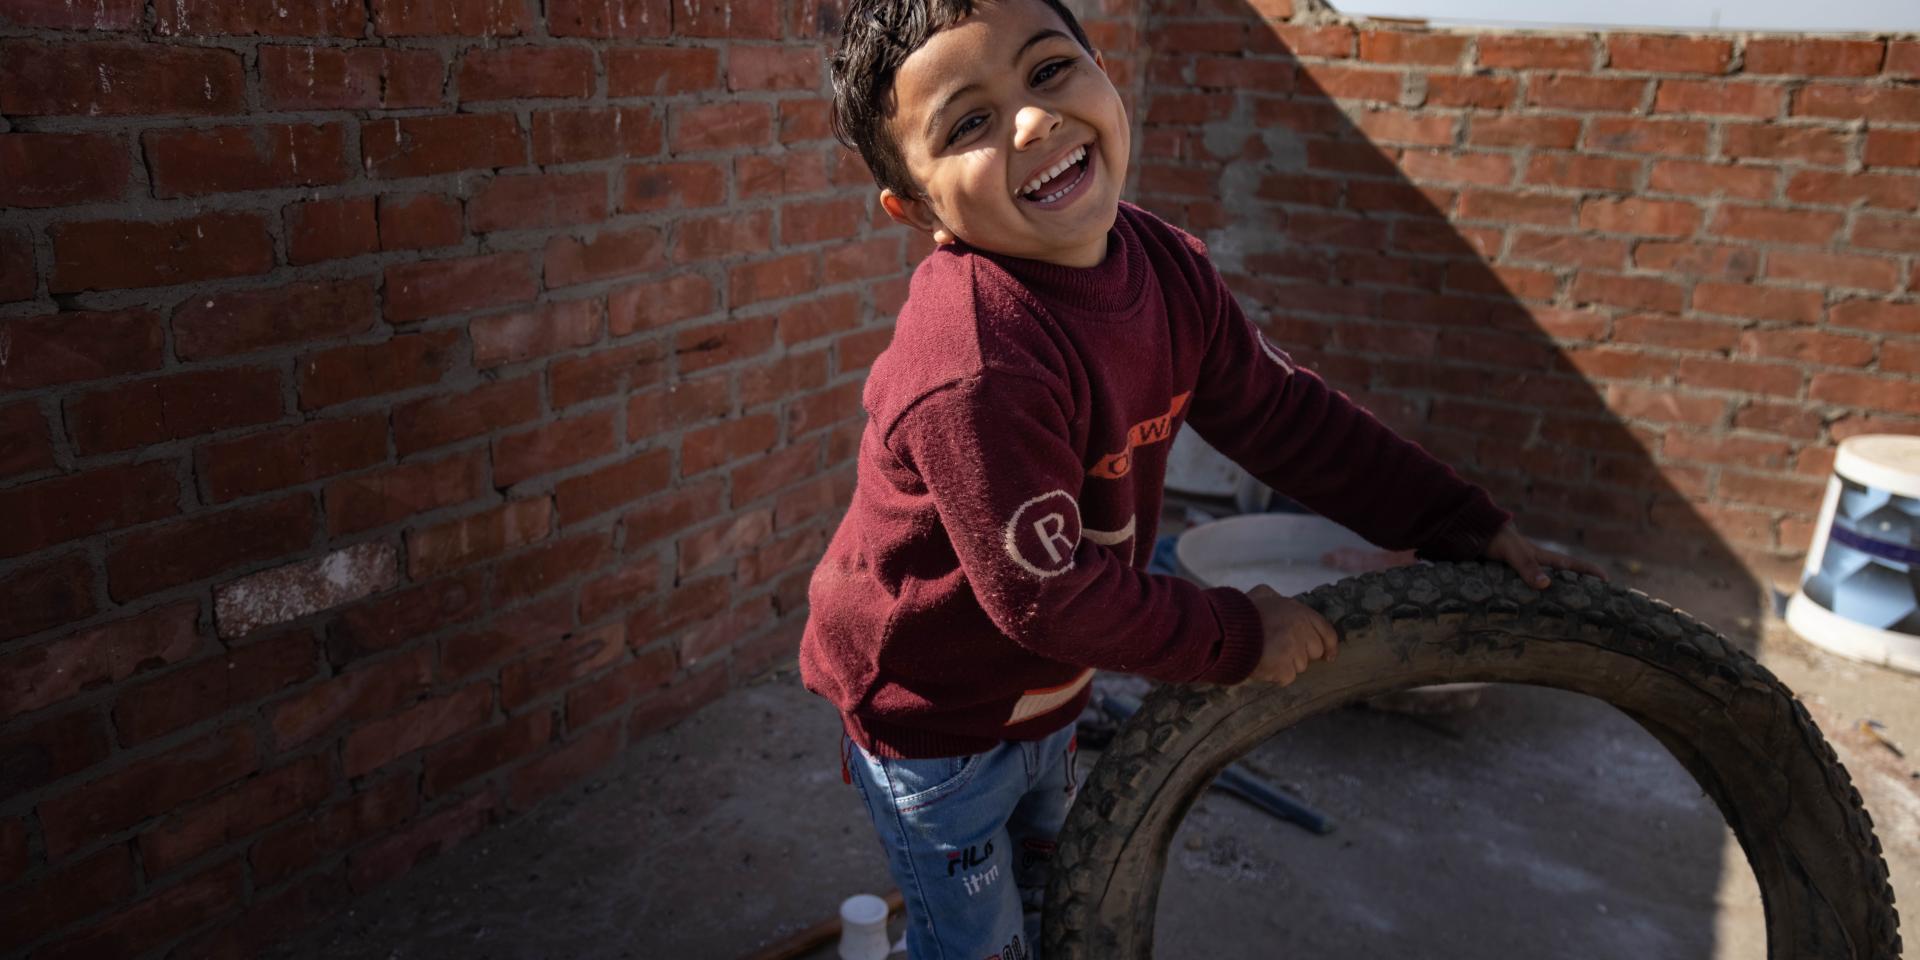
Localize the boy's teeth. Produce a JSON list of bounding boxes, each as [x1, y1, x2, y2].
[[1020, 145, 1086, 198]]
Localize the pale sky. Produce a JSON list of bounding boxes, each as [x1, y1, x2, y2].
[[1332, 0, 1920, 33]]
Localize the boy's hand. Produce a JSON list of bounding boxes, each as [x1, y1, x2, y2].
[[1243, 585, 1338, 686], [1484, 522, 1608, 589]]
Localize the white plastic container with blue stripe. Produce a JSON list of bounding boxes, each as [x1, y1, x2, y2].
[[1786, 434, 1920, 673]]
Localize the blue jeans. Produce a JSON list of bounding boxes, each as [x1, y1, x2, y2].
[[845, 723, 1080, 960]]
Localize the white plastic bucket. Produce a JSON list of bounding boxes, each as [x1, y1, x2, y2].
[[1786, 435, 1920, 673]]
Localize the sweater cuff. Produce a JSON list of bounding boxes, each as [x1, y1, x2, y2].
[[1194, 587, 1265, 685], [1414, 489, 1512, 562]]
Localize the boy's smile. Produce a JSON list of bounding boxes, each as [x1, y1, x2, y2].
[[880, 0, 1131, 268]]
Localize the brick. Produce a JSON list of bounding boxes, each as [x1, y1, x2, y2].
[[250, 775, 417, 886], [372, 0, 527, 35], [1673, 356, 1802, 396], [378, 193, 464, 251], [326, 571, 485, 664], [386, 252, 538, 323], [472, 299, 604, 369], [0, 601, 198, 724], [260, 45, 444, 110], [1793, 84, 1920, 123], [1709, 206, 1844, 245], [408, 498, 551, 578], [776, 294, 861, 346], [636, 574, 729, 638], [578, 553, 660, 625], [156, 0, 363, 35], [1477, 35, 1593, 70], [621, 160, 726, 212], [491, 409, 618, 487], [0, 229, 30, 302], [620, 480, 724, 547], [1765, 251, 1901, 293], [1885, 341, 1920, 376], [1744, 38, 1884, 76], [608, 46, 720, 95], [1422, 74, 1515, 109], [0, 133, 129, 207], [824, 236, 903, 285], [551, 340, 668, 408], [393, 376, 542, 455], [1853, 215, 1920, 253], [730, 253, 819, 307], [0, 0, 142, 29], [1358, 30, 1466, 65], [790, 381, 863, 435], [0, 309, 163, 389], [0, 551, 92, 642], [1608, 34, 1730, 74], [565, 645, 673, 725], [1527, 74, 1645, 111], [1719, 124, 1849, 166], [146, 122, 351, 197], [1294, 63, 1401, 101], [545, 226, 667, 288], [496, 530, 613, 605], [1457, 190, 1573, 227], [0, 708, 111, 803], [675, 316, 776, 373], [1400, 149, 1514, 186], [0, 847, 134, 953], [1569, 273, 1683, 313], [459, 46, 595, 102], [1721, 471, 1826, 511], [1467, 115, 1580, 149], [1694, 282, 1823, 324], [677, 508, 772, 576], [0, 461, 178, 559], [65, 366, 282, 455], [1628, 241, 1751, 280], [548, 0, 668, 37], [268, 646, 433, 749], [347, 790, 496, 893], [1812, 373, 1920, 414], [739, 527, 826, 587], [673, 0, 779, 38], [361, 113, 525, 179], [441, 594, 572, 678], [1583, 118, 1708, 156], [785, 100, 829, 145], [675, 209, 773, 262], [113, 630, 315, 746], [670, 101, 773, 154], [1894, 40, 1920, 76], [1739, 328, 1877, 366], [1646, 160, 1775, 200], [628, 662, 726, 738], [1351, 109, 1455, 147], [1523, 153, 1639, 191], [138, 755, 330, 877], [1866, 130, 1920, 169], [299, 329, 462, 410], [729, 45, 822, 91], [500, 622, 624, 710], [196, 413, 388, 503], [344, 683, 492, 777], [1653, 80, 1784, 117], [1266, 24, 1354, 58], [1508, 232, 1628, 270], [532, 107, 662, 165], [1579, 198, 1699, 238], [40, 727, 257, 859], [775, 472, 840, 529], [423, 710, 553, 796], [555, 449, 672, 524], [1612, 312, 1741, 351], [288, 197, 379, 265], [836, 325, 894, 373], [51, 213, 272, 292], [1830, 299, 1920, 333], [175, 278, 377, 360], [508, 720, 621, 810], [1788, 170, 1920, 210], [214, 541, 399, 639], [1605, 384, 1726, 426], [626, 375, 730, 439], [1831, 413, 1920, 441], [101, 494, 311, 600], [0, 41, 244, 116]]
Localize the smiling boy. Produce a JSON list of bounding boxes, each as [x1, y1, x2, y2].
[[800, 1, 1598, 956]]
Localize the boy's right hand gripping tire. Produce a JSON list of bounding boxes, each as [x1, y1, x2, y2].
[[1042, 562, 1901, 959]]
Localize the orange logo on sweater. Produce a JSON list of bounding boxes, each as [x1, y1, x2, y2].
[[1088, 393, 1190, 480]]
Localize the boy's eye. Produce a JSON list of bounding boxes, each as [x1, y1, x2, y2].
[[1032, 58, 1075, 85], [947, 114, 984, 145]]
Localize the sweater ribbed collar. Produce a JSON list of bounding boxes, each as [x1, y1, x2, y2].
[[966, 205, 1150, 320]]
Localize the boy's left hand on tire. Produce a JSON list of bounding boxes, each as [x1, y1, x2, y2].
[[1484, 522, 1609, 590]]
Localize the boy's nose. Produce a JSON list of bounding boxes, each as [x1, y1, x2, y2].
[[1012, 105, 1062, 151]]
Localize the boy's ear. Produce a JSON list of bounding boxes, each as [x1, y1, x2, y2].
[[880, 188, 958, 246]]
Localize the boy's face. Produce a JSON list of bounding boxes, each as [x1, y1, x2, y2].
[[881, 0, 1130, 268]]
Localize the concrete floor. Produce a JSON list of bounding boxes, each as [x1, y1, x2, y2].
[[262, 557, 1920, 959]]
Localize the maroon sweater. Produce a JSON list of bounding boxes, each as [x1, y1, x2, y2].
[[800, 203, 1509, 759]]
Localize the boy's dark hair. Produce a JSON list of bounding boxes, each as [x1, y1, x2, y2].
[[829, 0, 1095, 200]]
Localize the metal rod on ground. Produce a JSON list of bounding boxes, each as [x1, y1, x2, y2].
[[1095, 692, 1334, 835], [739, 889, 905, 960]]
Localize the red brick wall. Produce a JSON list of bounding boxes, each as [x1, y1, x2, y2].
[[0, 1, 919, 955], [1133, 3, 1919, 577]]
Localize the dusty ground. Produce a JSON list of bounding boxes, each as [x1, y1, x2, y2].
[[263, 556, 1920, 959]]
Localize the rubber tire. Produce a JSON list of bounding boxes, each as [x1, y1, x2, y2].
[[1042, 562, 1901, 959]]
